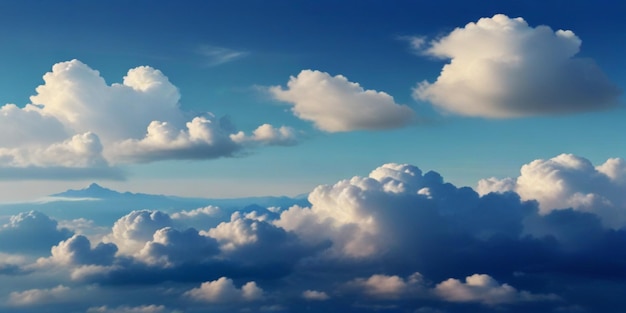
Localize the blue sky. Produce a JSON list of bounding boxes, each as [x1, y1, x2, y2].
[[3, 2, 626, 312], [0, 0, 624, 200]]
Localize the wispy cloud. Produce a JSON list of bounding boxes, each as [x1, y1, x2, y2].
[[196, 45, 248, 66]]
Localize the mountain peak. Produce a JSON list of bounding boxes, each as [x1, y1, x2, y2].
[[51, 183, 121, 198]]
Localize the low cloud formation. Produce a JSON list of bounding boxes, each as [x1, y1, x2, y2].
[[302, 290, 330, 301], [478, 153, 626, 228], [184, 277, 263, 303], [270, 70, 415, 132], [86, 305, 169, 313], [435, 274, 558, 305], [0, 211, 72, 254], [0, 60, 298, 179], [348, 273, 425, 299], [414, 14, 620, 117], [8, 285, 72, 307], [2, 158, 626, 312]]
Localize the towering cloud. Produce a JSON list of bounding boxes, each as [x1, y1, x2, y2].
[[415, 14, 620, 117]]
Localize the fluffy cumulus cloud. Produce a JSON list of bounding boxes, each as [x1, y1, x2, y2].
[[478, 154, 626, 228], [105, 210, 174, 255], [270, 70, 415, 132], [348, 273, 425, 299], [41, 234, 117, 266], [414, 14, 620, 117], [302, 290, 330, 301], [435, 274, 558, 305], [184, 277, 263, 303], [0, 211, 72, 254], [0, 60, 297, 179], [136, 227, 219, 267], [8, 285, 72, 307]]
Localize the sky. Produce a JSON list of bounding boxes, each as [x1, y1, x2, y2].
[[2, 1, 626, 312], [0, 0, 624, 200]]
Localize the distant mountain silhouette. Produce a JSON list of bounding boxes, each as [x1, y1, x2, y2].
[[41, 183, 310, 223], [52, 183, 124, 198]]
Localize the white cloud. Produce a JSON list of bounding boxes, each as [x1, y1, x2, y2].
[[184, 277, 263, 303], [0, 211, 73, 254], [414, 14, 620, 117], [171, 205, 220, 220], [8, 285, 72, 306], [477, 154, 626, 228], [136, 227, 219, 267], [349, 273, 425, 299], [205, 212, 261, 251], [196, 45, 248, 66], [86, 305, 168, 313], [231, 124, 298, 146], [302, 290, 330, 301], [0, 60, 297, 178], [38, 234, 117, 266], [105, 210, 173, 255], [111, 115, 241, 163], [275, 163, 439, 258], [270, 70, 415, 132], [435, 274, 559, 305]]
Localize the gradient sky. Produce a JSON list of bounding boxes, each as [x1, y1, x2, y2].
[[3, 2, 626, 313], [0, 0, 624, 201]]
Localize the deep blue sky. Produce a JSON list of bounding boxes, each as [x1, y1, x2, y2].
[[0, 0, 624, 199]]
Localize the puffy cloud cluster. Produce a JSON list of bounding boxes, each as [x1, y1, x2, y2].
[[478, 154, 626, 228], [414, 14, 620, 117], [270, 70, 416, 132], [3, 158, 626, 312], [8, 285, 72, 307], [348, 273, 425, 299], [0, 211, 72, 254], [434, 274, 559, 305], [0, 60, 298, 179], [184, 277, 263, 303]]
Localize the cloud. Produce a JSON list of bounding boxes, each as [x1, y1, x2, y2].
[[106, 210, 173, 255], [184, 277, 263, 303], [302, 290, 330, 301], [136, 227, 219, 267], [414, 14, 620, 117], [39, 234, 117, 266], [435, 274, 559, 305], [196, 45, 248, 66], [86, 305, 169, 313], [0, 211, 73, 255], [231, 124, 299, 146], [270, 70, 416, 132], [477, 154, 626, 228], [0, 60, 297, 179], [348, 273, 425, 299], [8, 285, 72, 306], [111, 116, 241, 163], [5, 158, 626, 312]]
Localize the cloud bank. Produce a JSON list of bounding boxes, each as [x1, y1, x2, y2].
[[3, 154, 626, 312]]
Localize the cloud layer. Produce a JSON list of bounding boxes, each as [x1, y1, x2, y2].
[[2, 154, 626, 312], [414, 14, 620, 117]]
